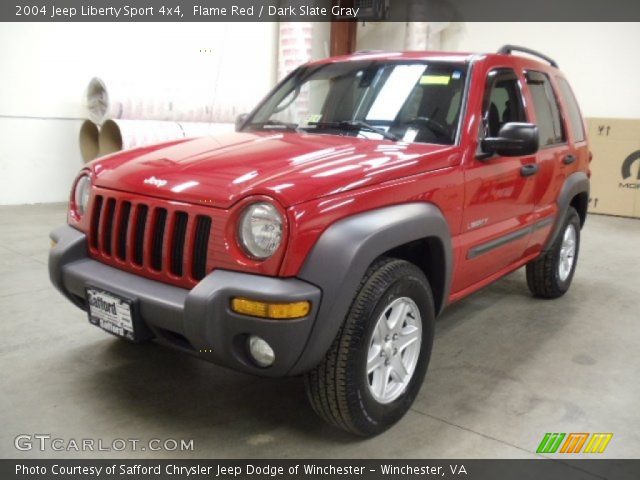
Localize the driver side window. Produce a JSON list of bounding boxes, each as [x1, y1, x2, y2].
[[481, 69, 527, 139]]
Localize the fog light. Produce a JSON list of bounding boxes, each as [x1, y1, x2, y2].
[[247, 335, 275, 368], [231, 297, 310, 319]]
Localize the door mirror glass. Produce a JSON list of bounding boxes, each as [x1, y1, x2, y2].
[[235, 113, 249, 132], [481, 122, 539, 157]]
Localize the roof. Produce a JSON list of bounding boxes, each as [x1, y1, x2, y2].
[[306, 48, 558, 71], [307, 50, 476, 66]]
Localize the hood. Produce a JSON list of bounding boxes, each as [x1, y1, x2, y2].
[[91, 131, 459, 208]]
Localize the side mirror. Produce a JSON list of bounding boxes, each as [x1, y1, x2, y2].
[[235, 113, 249, 132], [481, 122, 539, 158]]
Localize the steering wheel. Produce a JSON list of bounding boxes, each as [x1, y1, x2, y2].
[[401, 117, 451, 141]]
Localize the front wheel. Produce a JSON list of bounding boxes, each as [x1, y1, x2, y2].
[[526, 207, 581, 298], [304, 258, 435, 436]]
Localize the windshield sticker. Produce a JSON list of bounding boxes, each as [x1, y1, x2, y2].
[[301, 114, 322, 127], [419, 75, 451, 85]]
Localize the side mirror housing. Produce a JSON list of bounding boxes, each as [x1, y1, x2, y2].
[[481, 122, 539, 158], [235, 113, 249, 132]]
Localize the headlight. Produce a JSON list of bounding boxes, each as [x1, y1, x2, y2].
[[74, 175, 91, 216], [238, 202, 283, 259]]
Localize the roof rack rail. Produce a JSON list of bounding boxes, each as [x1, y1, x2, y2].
[[497, 45, 559, 68]]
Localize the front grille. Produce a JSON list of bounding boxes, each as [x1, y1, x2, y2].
[[192, 216, 212, 281], [170, 212, 188, 276], [102, 198, 116, 255], [150, 208, 168, 271], [133, 204, 148, 266], [89, 193, 213, 285], [116, 201, 131, 261]]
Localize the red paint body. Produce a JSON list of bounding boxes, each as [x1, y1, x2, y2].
[[69, 51, 590, 304]]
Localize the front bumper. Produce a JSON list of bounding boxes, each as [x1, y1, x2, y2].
[[49, 225, 322, 377]]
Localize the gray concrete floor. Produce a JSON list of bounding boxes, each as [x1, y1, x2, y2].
[[1, 203, 638, 459]]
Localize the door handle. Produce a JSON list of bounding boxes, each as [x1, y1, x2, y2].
[[520, 164, 539, 177], [563, 154, 577, 165]]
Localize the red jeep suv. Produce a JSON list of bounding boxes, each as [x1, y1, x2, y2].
[[50, 45, 590, 436]]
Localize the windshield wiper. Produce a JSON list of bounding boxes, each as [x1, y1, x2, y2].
[[250, 120, 302, 132], [308, 120, 399, 141]]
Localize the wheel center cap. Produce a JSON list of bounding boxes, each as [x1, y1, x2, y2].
[[384, 341, 395, 357]]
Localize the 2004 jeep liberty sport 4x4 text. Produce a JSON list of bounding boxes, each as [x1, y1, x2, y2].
[[50, 46, 590, 436]]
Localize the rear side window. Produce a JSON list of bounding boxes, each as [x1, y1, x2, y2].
[[525, 71, 565, 146], [556, 77, 586, 143]]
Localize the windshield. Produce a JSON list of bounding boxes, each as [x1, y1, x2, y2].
[[245, 60, 468, 145]]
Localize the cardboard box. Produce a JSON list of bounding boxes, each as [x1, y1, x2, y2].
[[586, 118, 640, 218]]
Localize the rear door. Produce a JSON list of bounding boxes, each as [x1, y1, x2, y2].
[[522, 70, 576, 250]]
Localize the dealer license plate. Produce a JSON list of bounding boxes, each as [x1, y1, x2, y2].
[[86, 287, 137, 341]]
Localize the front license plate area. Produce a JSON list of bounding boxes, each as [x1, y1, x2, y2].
[[86, 287, 138, 341]]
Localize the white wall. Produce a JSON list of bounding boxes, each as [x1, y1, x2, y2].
[[357, 22, 407, 51], [442, 22, 640, 119], [357, 22, 448, 51], [311, 22, 331, 63], [0, 23, 279, 205]]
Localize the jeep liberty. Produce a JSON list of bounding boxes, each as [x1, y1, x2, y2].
[[50, 46, 590, 436]]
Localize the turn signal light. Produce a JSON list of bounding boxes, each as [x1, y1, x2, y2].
[[231, 298, 310, 319]]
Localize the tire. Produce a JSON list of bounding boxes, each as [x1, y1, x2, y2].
[[526, 207, 581, 299], [304, 257, 435, 436]]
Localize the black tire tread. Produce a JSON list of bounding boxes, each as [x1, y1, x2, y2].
[[304, 257, 429, 436], [526, 207, 580, 299]]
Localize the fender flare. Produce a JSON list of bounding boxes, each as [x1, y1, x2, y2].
[[290, 202, 452, 374], [543, 171, 590, 252]]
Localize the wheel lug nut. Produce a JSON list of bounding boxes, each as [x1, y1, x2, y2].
[[385, 359, 390, 366], [385, 335, 390, 342], [393, 333, 398, 340], [380, 351, 386, 357]]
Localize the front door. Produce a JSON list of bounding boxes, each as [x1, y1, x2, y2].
[[452, 67, 538, 294]]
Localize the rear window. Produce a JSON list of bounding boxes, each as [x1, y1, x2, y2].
[[526, 71, 565, 147], [556, 77, 586, 143]]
